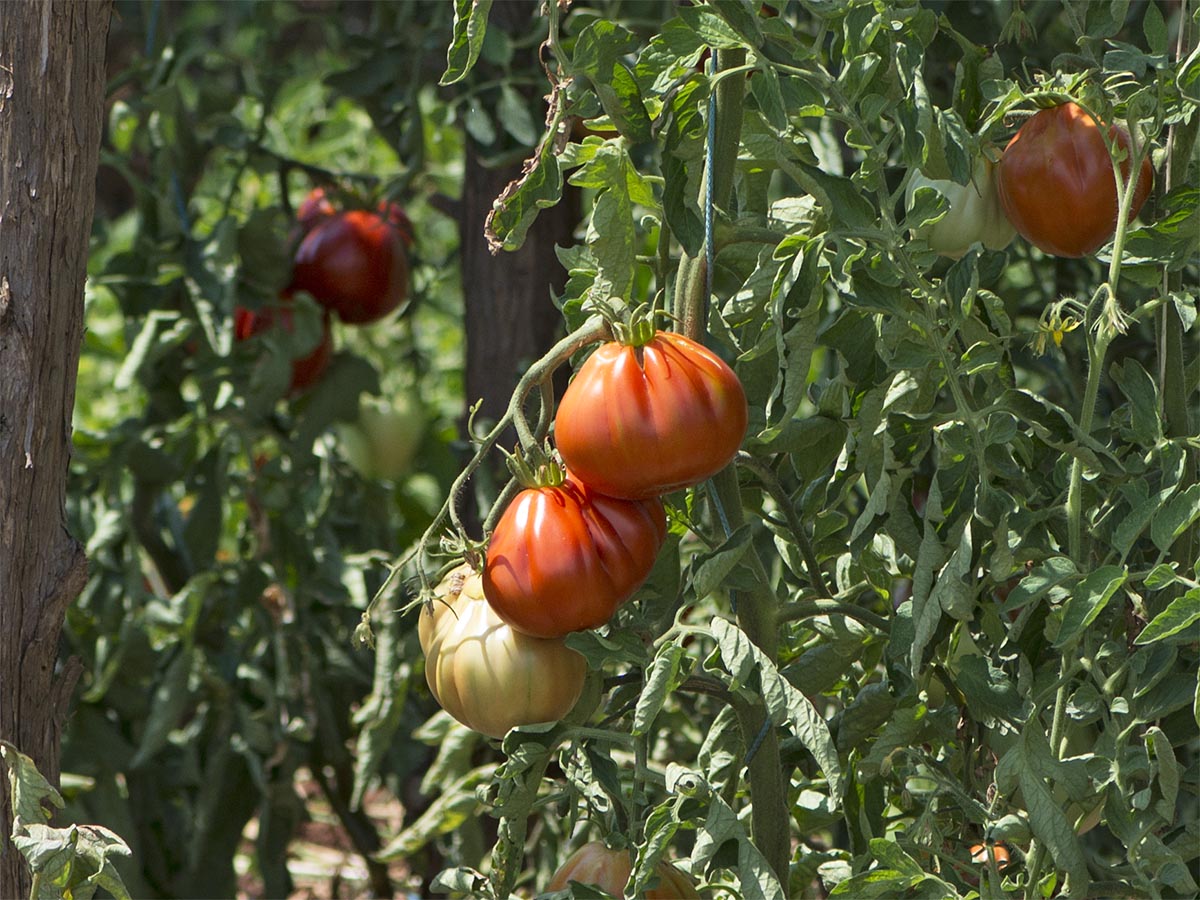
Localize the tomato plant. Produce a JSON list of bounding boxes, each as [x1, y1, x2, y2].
[[233, 296, 333, 393], [553, 329, 748, 500], [482, 467, 666, 639], [996, 101, 1154, 257], [290, 208, 411, 324], [546, 841, 699, 899], [906, 155, 1015, 258], [418, 565, 587, 740]]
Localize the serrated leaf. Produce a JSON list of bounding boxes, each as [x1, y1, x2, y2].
[[676, 6, 748, 49], [486, 132, 564, 252], [378, 764, 497, 860], [1152, 484, 1200, 552], [711, 619, 842, 795], [441, 0, 492, 86], [1135, 591, 1200, 645], [692, 525, 753, 599], [1054, 566, 1127, 648], [1019, 755, 1089, 897], [633, 644, 690, 736], [128, 646, 194, 769], [1, 742, 65, 826]]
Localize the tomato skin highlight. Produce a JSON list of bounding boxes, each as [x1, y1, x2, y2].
[[554, 331, 748, 500], [418, 565, 587, 740], [996, 102, 1153, 258], [233, 296, 332, 393], [482, 474, 666, 639], [546, 842, 700, 899], [290, 209, 410, 324]]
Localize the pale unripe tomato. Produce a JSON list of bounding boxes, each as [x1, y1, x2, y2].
[[337, 392, 425, 481], [906, 156, 1015, 259], [418, 565, 586, 740]]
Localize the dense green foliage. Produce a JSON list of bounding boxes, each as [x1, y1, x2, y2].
[[9, 1, 1197, 898]]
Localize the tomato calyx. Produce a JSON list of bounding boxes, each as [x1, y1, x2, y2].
[[502, 442, 566, 490]]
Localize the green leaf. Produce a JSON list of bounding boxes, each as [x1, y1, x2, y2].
[[1176, 41, 1200, 104], [836, 682, 897, 754], [711, 618, 842, 795], [441, 0, 493, 86], [955, 655, 1025, 727], [1054, 566, 1127, 648], [1111, 359, 1161, 445], [128, 646, 195, 768], [570, 21, 652, 144], [1145, 726, 1179, 821], [776, 155, 878, 231], [676, 6, 749, 49], [497, 84, 538, 146], [867, 838, 925, 879], [1135, 591, 1200, 645], [1151, 484, 1200, 553], [486, 131, 565, 252], [633, 644, 691, 736], [1005, 723, 1090, 896], [752, 65, 788, 133], [691, 525, 753, 599], [1, 742, 65, 826], [377, 765, 496, 860], [1143, 0, 1167, 55]]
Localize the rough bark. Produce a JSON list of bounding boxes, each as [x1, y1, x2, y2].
[[0, 3, 112, 896]]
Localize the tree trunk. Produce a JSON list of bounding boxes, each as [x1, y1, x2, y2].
[[459, 0, 578, 508], [0, 3, 112, 896]]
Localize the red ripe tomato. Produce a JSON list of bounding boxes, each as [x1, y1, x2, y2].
[[290, 209, 409, 324], [482, 472, 666, 639], [553, 331, 748, 500], [233, 296, 332, 393], [996, 102, 1154, 258], [546, 842, 700, 899], [419, 565, 587, 739]]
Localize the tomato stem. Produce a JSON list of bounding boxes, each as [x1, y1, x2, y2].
[[364, 317, 610, 639]]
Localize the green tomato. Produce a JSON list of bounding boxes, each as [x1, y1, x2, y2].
[[906, 156, 1016, 258], [338, 392, 425, 480]]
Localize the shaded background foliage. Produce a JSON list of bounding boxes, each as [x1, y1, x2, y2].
[[37, 0, 1200, 898]]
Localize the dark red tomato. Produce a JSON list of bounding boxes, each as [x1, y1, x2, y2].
[[554, 331, 748, 500], [482, 472, 666, 639], [233, 296, 332, 393], [376, 200, 414, 248], [996, 102, 1154, 258], [290, 209, 409, 324]]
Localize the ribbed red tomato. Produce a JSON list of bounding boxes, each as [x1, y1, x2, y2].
[[996, 102, 1153, 258], [482, 472, 666, 639], [290, 208, 409, 324], [546, 842, 700, 899], [233, 296, 332, 393], [553, 331, 748, 500], [419, 565, 587, 740]]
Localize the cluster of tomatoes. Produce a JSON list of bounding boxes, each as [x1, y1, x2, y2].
[[909, 101, 1153, 261], [419, 324, 749, 740], [233, 187, 413, 393]]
